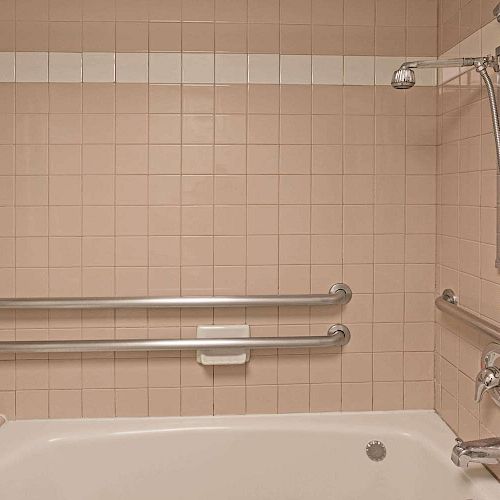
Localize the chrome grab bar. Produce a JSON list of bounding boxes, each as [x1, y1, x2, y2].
[[0, 324, 350, 354], [436, 289, 500, 342], [0, 283, 351, 310]]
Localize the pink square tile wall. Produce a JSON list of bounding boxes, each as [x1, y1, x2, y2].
[[0, 0, 440, 420], [435, 3, 500, 479]]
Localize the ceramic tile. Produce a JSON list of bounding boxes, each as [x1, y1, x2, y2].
[[0, 52, 14, 82], [312, 55, 343, 84], [149, 52, 181, 84], [182, 53, 214, 84], [49, 52, 81, 82], [215, 54, 247, 84], [248, 53, 279, 84], [344, 56, 374, 85], [16, 52, 48, 82], [115, 52, 148, 83], [83, 52, 115, 82], [280, 55, 311, 84]]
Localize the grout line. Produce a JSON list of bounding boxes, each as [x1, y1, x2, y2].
[[12, 0, 17, 419], [113, 11, 117, 419]]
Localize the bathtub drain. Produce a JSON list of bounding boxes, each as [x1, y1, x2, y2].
[[366, 440, 386, 461]]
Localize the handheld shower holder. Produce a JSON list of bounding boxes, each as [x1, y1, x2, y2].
[[472, 54, 500, 73]]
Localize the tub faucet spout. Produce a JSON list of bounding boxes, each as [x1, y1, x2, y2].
[[451, 437, 500, 467]]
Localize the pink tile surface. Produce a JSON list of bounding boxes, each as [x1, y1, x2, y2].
[[0, 0, 440, 421], [435, 14, 500, 481]]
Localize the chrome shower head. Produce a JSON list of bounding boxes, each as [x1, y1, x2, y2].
[[391, 56, 490, 90], [391, 67, 416, 90]]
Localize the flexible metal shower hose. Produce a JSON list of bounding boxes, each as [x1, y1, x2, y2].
[[477, 68, 500, 268]]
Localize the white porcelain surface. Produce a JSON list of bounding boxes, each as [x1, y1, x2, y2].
[[0, 411, 498, 499], [196, 324, 250, 365]]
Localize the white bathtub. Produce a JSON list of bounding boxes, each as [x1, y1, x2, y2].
[[0, 410, 498, 499]]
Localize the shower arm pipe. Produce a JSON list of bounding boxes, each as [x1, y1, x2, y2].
[[400, 57, 480, 70]]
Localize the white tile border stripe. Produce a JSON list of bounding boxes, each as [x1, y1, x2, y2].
[[149, 53, 181, 84], [0, 51, 438, 86], [312, 55, 343, 84], [49, 53, 82, 82], [182, 53, 214, 84], [215, 54, 247, 83], [116, 53, 148, 83], [344, 56, 374, 85], [375, 57, 401, 86], [83, 52, 115, 82], [15, 52, 48, 82], [280, 55, 311, 84], [248, 54, 279, 83]]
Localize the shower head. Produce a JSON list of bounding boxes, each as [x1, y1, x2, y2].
[[391, 67, 416, 90], [390, 56, 491, 91]]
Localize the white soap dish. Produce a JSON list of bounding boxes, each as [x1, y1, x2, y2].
[[196, 325, 250, 366]]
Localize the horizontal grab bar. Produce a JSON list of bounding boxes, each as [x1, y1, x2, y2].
[[436, 289, 500, 342], [0, 325, 350, 354], [0, 283, 351, 310]]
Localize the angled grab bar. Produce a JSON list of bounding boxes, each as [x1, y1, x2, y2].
[[0, 283, 351, 310], [0, 324, 350, 354], [436, 289, 500, 342]]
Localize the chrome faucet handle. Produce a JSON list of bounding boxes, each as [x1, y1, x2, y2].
[[452, 435, 500, 467], [475, 366, 500, 403]]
